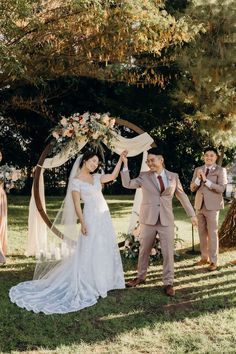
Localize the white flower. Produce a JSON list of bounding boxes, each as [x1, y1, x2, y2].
[[131, 21, 141, 30], [92, 131, 102, 140], [82, 112, 89, 121], [63, 128, 74, 137], [60, 117, 68, 126], [125, 240, 130, 247], [109, 118, 116, 127], [72, 114, 80, 121]]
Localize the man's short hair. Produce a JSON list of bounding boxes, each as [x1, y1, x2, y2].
[[203, 146, 219, 156], [147, 147, 164, 157]]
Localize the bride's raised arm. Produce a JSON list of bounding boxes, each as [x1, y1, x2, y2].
[[100, 150, 128, 184]]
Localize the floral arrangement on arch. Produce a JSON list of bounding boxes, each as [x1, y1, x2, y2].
[[51, 112, 117, 155], [0, 165, 26, 193], [121, 221, 182, 263]]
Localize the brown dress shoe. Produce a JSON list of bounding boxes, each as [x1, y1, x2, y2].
[[195, 259, 210, 266], [207, 263, 217, 271], [229, 260, 236, 265], [126, 277, 146, 288], [164, 285, 175, 297]]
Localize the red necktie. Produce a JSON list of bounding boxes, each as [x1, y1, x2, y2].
[[157, 175, 165, 193], [205, 168, 210, 177]]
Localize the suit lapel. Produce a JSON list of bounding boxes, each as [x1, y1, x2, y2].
[[162, 170, 174, 195], [208, 164, 218, 175], [148, 170, 174, 194], [200, 165, 205, 173], [149, 171, 159, 191], [201, 164, 218, 175]]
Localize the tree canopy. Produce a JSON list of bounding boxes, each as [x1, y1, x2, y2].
[[173, 0, 236, 156], [0, 0, 204, 88]]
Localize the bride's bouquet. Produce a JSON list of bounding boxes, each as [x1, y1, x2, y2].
[[0, 164, 26, 192], [51, 112, 118, 155]]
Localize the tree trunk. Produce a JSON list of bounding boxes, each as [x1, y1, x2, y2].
[[217, 146, 225, 166], [219, 197, 236, 248]]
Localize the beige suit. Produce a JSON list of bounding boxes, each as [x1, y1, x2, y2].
[[190, 164, 227, 264], [121, 169, 195, 285]]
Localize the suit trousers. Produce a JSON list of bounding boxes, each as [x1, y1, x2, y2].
[[137, 221, 175, 286], [197, 203, 219, 264]]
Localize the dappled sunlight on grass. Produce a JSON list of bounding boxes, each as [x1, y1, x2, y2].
[[100, 310, 143, 321], [1, 196, 235, 353], [1, 250, 236, 353]]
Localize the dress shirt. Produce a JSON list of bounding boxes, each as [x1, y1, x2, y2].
[[155, 170, 169, 191], [194, 165, 215, 189]]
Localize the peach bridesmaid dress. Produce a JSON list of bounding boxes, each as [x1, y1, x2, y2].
[[0, 182, 7, 263]]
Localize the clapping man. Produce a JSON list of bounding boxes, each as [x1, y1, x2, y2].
[[190, 147, 227, 271]]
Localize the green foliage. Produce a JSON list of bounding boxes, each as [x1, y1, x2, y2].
[[0, 0, 204, 87], [1, 0, 235, 192], [174, 0, 236, 151], [1, 75, 234, 193]]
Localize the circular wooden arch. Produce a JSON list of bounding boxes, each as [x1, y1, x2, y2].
[[34, 118, 156, 244]]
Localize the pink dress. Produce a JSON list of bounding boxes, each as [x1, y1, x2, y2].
[[0, 183, 7, 262]]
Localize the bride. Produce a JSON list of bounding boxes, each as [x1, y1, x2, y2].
[[9, 150, 127, 314]]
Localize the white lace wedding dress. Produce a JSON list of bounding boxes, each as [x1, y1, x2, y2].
[[9, 174, 125, 314]]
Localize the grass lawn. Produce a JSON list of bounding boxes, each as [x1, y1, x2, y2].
[[0, 195, 236, 354]]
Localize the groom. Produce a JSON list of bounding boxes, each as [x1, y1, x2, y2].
[[121, 148, 197, 296]]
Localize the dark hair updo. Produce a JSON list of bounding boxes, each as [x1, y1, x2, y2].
[[79, 150, 101, 171]]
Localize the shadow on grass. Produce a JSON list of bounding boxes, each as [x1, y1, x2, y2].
[[0, 254, 236, 353]]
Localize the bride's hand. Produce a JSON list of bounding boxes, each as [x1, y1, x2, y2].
[[81, 223, 88, 236], [120, 150, 128, 163]]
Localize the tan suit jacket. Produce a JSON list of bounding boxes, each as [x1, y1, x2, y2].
[[190, 164, 227, 210], [121, 169, 195, 226]]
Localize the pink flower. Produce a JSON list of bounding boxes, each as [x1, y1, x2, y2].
[[132, 225, 140, 238], [72, 122, 79, 131], [102, 114, 110, 126], [52, 131, 60, 140], [150, 248, 157, 256], [109, 118, 116, 127], [11, 171, 19, 181], [63, 129, 74, 137], [79, 117, 85, 125]]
